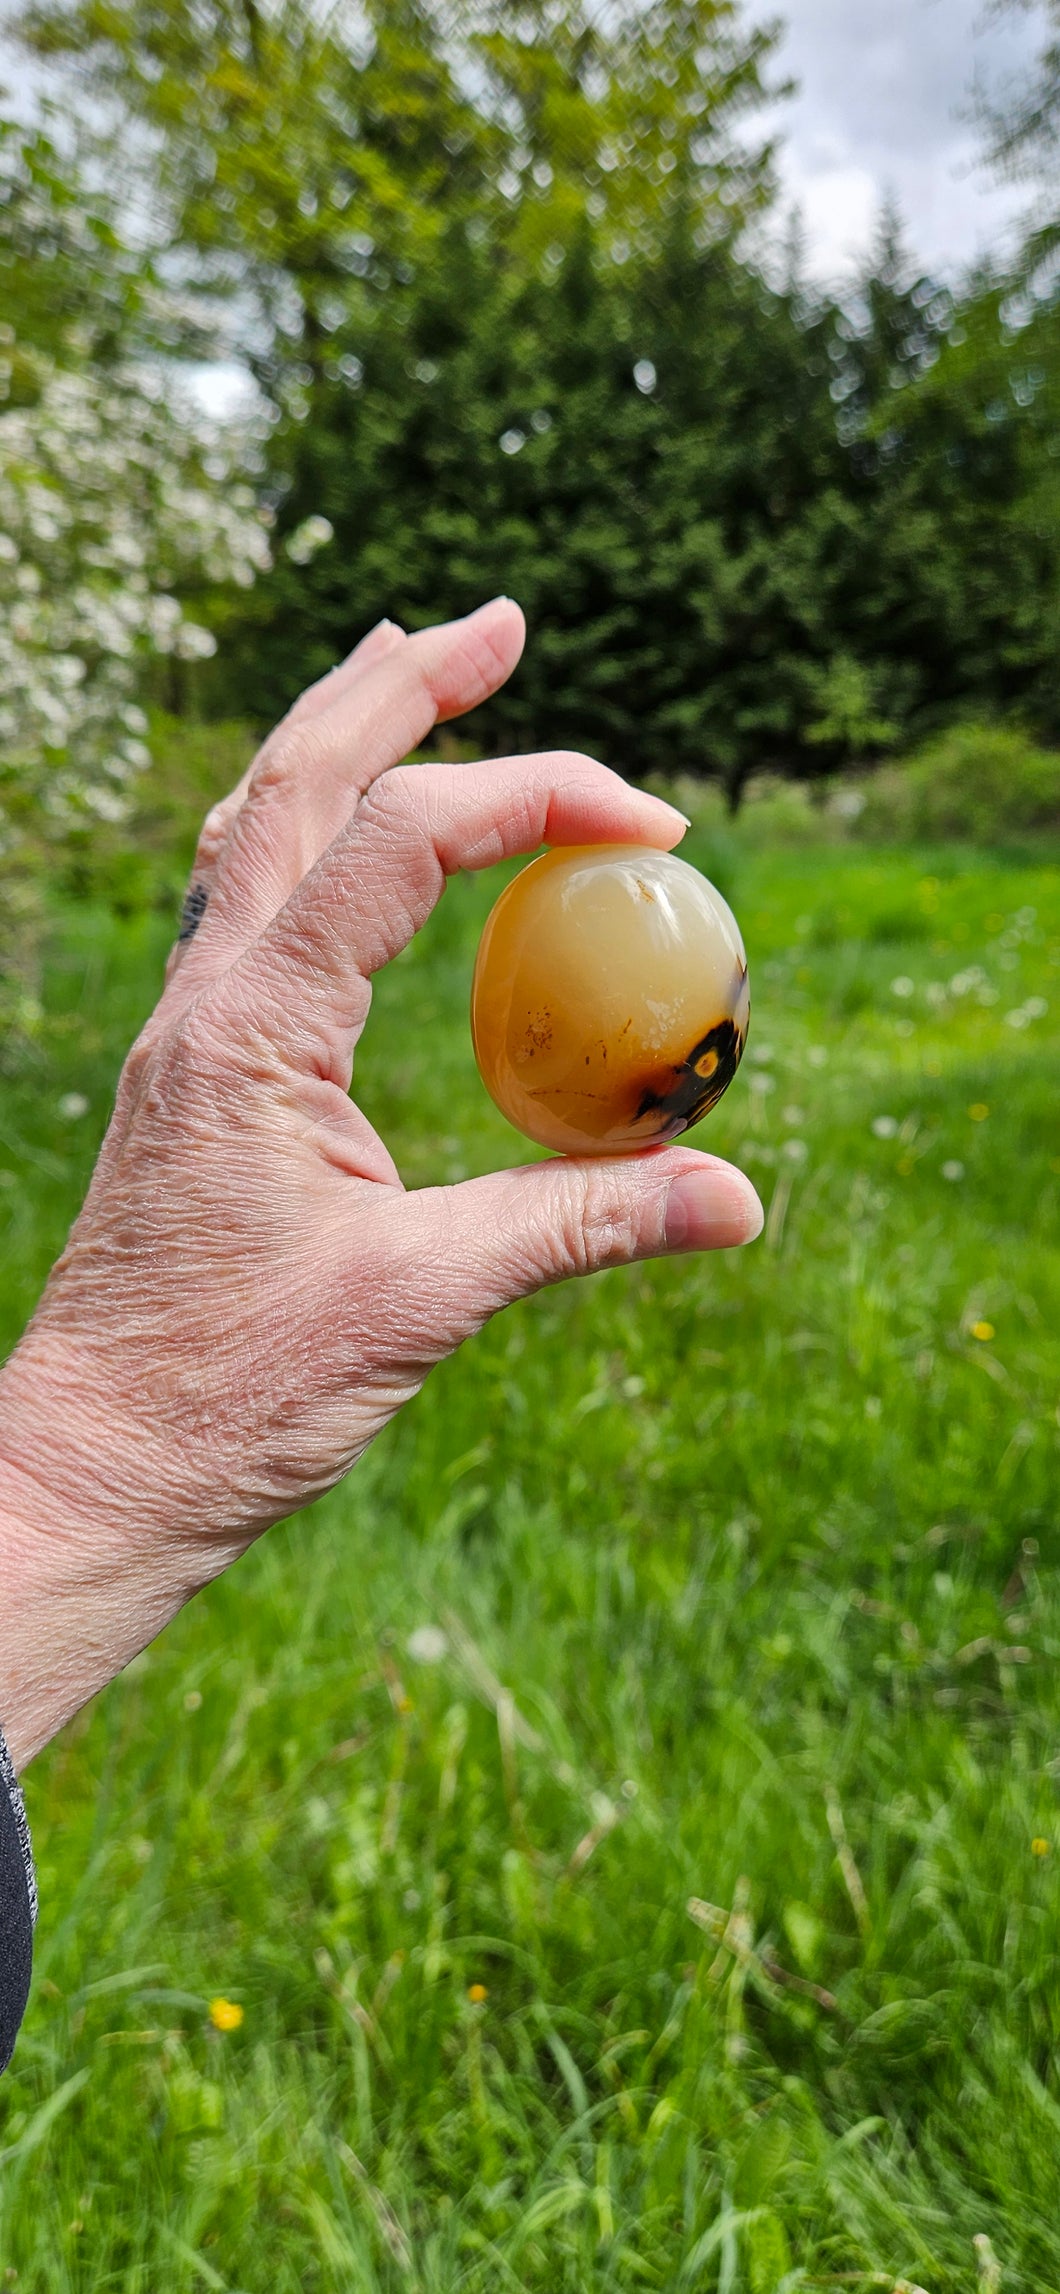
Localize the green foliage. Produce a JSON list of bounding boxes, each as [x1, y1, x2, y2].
[[7, 5, 1060, 803], [982, 0, 1060, 192], [9, 0, 782, 379], [860, 720, 1060, 844], [0, 112, 148, 379], [230, 225, 860, 804], [227, 209, 1060, 799], [2, 758, 1059, 2285]]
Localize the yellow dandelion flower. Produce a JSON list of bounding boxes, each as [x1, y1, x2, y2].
[[209, 1997, 244, 2032], [968, 1104, 990, 1123], [1032, 1838, 1050, 1859], [467, 1983, 488, 2005], [971, 1321, 995, 1343]]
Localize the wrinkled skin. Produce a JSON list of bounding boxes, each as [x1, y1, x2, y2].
[[0, 600, 762, 1766]]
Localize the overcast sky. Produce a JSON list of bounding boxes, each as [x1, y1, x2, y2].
[[764, 0, 1050, 283]]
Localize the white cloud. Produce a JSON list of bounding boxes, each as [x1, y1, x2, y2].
[[756, 0, 1052, 282]]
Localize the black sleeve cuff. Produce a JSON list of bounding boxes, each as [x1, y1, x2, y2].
[[0, 1727, 35, 2075]]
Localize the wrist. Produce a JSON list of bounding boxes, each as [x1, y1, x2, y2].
[[0, 1332, 206, 1767]]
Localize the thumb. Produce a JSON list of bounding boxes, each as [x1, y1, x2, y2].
[[419, 1148, 764, 1334]]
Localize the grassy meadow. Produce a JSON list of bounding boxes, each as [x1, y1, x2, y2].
[[0, 735, 1059, 2291]]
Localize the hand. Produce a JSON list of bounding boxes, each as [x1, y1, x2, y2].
[[0, 599, 762, 1766]]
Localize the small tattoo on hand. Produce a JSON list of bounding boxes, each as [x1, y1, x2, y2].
[[178, 882, 209, 942]]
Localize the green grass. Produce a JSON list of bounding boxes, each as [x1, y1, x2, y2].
[[1, 769, 1059, 2291]]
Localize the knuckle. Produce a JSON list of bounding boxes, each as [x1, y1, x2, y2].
[[448, 616, 511, 700], [550, 761, 601, 789], [111, 1013, 173, 1128], [405, 618, 506, 712], [567, 1169, 654, 1274], [194, 800, 234, 872], [249, 717, 327, 801], [356, 763, 424, 840], [116, 1027, 155, 1099], [368, 759, 420, 811], [550, 748, 613, 796], [138, 1012, 239, 1130]]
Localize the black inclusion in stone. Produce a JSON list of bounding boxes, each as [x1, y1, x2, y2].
[[635, 1017, 745, 1132]]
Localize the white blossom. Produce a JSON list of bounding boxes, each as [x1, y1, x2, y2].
[[285, 513, 334, 565], [1, 357, 271, 844]]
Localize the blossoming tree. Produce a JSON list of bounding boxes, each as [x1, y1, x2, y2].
[[0, 112, 273, 1044], [0, 357, 271, 837]]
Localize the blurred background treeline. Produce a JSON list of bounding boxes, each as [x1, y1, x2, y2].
[[2, 0, 1060, 900]]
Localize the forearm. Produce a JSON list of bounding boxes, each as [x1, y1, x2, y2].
[[0, 1335, 203, 1769]]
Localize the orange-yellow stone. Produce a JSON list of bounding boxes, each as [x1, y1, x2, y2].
[[471, 844, 750, 1156]]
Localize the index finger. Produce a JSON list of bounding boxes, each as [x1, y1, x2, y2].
[[235, 753, 690, 1068]]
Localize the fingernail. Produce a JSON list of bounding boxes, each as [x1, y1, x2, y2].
[[651, 798, 691, 838], [664, 1169, 764, 1252]]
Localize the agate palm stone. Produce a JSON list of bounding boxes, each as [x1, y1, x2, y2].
[[471, 844, 750, 1156]]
